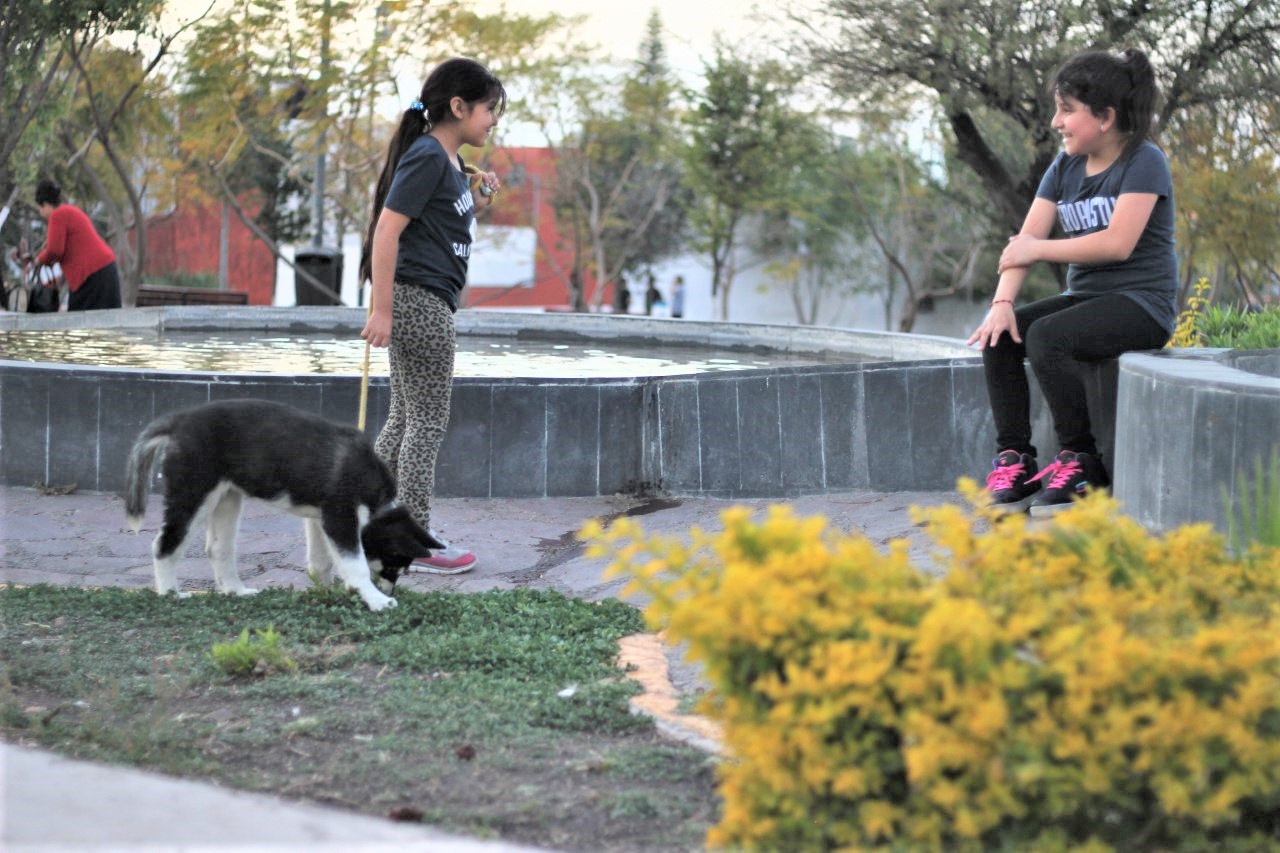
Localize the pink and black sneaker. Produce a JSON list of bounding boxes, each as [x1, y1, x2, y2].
[[1027, 450, 1109, 517], [985, 450, 1041, 513]]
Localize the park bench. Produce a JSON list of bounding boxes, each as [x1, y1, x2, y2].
[[136, 284, 249, 307]]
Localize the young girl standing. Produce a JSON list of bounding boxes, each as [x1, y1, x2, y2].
[[360, 58, 504, 572], [967, 48, 1176, 515]]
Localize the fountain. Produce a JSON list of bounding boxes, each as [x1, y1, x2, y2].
[[1, 306, 984, 498]]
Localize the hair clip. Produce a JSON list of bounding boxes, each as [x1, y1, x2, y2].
[[409, 100, 425, 112]]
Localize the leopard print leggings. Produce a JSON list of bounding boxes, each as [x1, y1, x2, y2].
[[374, 283, 455, 531]]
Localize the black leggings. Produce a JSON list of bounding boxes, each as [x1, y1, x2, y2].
[[983, 293, 1168, 459]]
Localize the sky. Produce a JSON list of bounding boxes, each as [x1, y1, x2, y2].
[[162, 0, 776, 77], [474, 0, 774, 78], [159, 0, 782, 144]]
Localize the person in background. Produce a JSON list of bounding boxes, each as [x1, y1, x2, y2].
[[21, 179, 121, 310], [670, 274, 685, 318], [614, 275, 631, 314], [644, 275, 663, 316]]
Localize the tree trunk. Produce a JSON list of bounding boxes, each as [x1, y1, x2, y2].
[[947, 110, 1032, 233], [219, 200, 230, 290]]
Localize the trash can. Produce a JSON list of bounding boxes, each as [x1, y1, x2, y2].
[[294, 246, 343, 306]]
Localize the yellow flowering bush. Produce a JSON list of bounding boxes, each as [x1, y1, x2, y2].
[[1168, 277, 1211, 348], [582, 484, 1280, 851]]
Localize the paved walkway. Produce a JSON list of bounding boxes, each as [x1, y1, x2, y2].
[[0, 484, 956, 850]]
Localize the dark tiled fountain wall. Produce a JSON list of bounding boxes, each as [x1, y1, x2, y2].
[[1, 355, 1078, 499], [1, 306, 1005, 499], [7, 307, 1276, 536]]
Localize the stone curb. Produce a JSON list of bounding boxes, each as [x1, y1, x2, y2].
[[617, 633, 723, 755]]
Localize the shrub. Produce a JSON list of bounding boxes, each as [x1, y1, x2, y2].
[[1226, 448, 1280, 553], [150, 270, 219, 290], [583, 486, 1280, 850], [208, 625, 297, 677], [1168, 279, 1211, 348], [1170, 278, 1280, 349]]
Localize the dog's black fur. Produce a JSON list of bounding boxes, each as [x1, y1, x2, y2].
[[124, 399, 441, 610]]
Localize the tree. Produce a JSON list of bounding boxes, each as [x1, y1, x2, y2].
[[617, 10, 691, 279], [755, 122, 991, 331], [1172, 105, 1280, 307], [0, 0, 160, 211], [59, 22, 203, 304], [797, 0, 1280, 236], [682, 45, 815, 319], [754, 124, 874, 326], [174, 0, 583, 303], [550, 10, 691, 311]]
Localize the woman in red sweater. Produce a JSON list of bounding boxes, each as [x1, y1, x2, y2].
[[32, 178, 121, 310]]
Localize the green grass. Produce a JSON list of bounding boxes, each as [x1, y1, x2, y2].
[[1226, 449, 1280, 553], [0, 585, 717, 851]]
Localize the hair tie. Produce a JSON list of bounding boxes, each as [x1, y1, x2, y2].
[[409, 99, 425, 112]]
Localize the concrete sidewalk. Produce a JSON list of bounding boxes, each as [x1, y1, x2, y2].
[[0, 484, 955, 850]]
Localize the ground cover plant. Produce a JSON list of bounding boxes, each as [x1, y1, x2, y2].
[[0, 586, 718, 852], [586, 487, 1280, 851], [1170, 278, 1280, 349]]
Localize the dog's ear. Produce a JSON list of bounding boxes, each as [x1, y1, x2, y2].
[[415, 522, 445, 552], [367, 505, 444, 554]]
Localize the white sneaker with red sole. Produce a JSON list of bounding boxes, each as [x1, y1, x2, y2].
[[410, 532, 478, 575]]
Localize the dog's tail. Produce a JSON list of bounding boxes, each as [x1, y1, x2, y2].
[[124, 421, 172, 531]]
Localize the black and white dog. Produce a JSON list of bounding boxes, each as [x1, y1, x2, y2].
[[124, 399, 441, 611]]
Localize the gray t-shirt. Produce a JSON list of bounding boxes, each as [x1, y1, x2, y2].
[[383, 135, 475, 312], [1036, 140, 1178, 332]]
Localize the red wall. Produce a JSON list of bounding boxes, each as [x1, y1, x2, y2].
[[140, 147, 607, 311], [143, 202, 275, 305], [463, 146, 614, 310]]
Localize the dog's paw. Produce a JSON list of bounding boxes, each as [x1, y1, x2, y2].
[[364, 594, 398, 612]]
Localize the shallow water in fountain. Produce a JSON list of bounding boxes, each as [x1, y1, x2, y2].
[[0, 328, 870, 378]]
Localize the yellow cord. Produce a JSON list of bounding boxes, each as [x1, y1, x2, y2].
[[358, 287, 372, 431]]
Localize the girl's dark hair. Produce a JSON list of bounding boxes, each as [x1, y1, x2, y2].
[[34, 178, 62, 207], [359, 58, 506, 283], [1053, 47, 1158, 157]]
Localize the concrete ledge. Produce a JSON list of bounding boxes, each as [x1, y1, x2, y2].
[[1115, 349, 1280, 534], [0, 306, 975, 360]]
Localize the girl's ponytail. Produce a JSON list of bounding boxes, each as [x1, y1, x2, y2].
[[359, 102, 429, 284], [1118, 48, 1157, 155]]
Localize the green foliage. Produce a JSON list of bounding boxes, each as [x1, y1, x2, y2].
[[1226, 449, 1280, 553], [0, 0, 162, 198], [208, 626, 297, 677], [1196, 304, 1280, 349], [1169, 278, 1280, 349], [1172, 108, 1280, 304], [804, 0, 1280, 244], [148, 271, 219, 290], [682, 45, 819, 317]]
